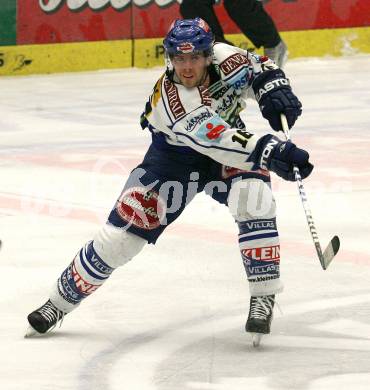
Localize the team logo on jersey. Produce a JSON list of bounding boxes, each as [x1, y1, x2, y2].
[[116, 187, 166, 230], [177, 42, 195, 54], [196, 117, 227, 143], [205, 123, 226, 140]]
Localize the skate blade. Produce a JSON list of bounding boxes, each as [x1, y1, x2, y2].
[[250, 332, 263, 347], [24, 325, 39, 338]]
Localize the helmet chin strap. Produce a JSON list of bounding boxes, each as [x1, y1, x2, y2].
[[165, 52, 174, 72]]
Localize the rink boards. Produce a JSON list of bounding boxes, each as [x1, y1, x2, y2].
[[0, 26, 369, 76]]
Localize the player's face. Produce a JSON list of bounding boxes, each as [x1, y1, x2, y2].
[[171, 53, 209, 88]]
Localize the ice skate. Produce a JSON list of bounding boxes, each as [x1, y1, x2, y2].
[[25, 300, 65, 337], [245, 295, 275, 347], [264, 40, 288, 68]]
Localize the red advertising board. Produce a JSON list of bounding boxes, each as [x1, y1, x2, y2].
[[261, 0, 370, 31], [17, 1, 132, 44], [17, 0, 370, 45]]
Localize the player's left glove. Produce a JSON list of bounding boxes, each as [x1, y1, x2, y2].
[[253, 135, 313, 181], [252, 69, 302, 131]]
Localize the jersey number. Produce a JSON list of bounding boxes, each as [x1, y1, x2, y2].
[[232, 130, 253, 148]]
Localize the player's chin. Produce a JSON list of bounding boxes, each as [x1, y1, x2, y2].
[[181, 75, 197, 88]]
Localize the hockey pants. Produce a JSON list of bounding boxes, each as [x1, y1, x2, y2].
[[49, 146, 283, 313]]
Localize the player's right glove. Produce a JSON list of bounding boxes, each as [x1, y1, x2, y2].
[[254, 135, 313, 181], [252, 68, 302, 131]]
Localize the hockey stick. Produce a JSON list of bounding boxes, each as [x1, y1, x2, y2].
[[280, 114, 340, 270]]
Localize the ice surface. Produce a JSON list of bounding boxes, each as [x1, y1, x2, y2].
[[0, 55, 369, 390]]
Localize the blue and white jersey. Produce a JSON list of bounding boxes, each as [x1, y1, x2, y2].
[[140, 43, 278, 171]]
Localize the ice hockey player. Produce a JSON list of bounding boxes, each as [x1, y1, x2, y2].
[[180, 0, 288, 68], [26, 18, 312, 345]]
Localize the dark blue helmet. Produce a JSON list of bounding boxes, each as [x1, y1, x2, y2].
[[163, 18, 214, 57]]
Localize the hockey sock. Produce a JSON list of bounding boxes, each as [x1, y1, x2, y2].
[[238, 218, 283, 296], [50, 241, 114, 312]]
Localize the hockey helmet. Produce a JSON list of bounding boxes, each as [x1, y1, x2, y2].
[[163, 18, 214, 57]]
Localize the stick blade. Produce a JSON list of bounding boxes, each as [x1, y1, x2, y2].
[[322, 235, 340, 270]]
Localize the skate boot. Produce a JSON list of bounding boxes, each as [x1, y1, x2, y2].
[[245, 294, 275, 347], [25, 299, 65, 337], [264, 40, 288, 68]]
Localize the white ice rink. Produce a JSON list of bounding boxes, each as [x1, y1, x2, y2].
[[0, 55, 369, 390]]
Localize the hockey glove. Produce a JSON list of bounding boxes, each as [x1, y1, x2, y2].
[[253, 69, 302, 131], [256, 136, 313, 181]]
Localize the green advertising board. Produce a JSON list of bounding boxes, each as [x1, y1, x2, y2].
[[0, 0, 16, 45]]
